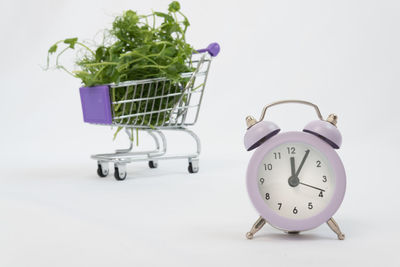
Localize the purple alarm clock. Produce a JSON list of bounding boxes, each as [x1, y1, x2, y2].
[[244, 100, 346, 240]]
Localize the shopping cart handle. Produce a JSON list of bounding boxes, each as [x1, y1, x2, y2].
[[197, 42, 220, 57]]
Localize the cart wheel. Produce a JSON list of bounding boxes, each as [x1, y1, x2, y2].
[[148, 161, 158, 169], [188, 162, 199, 174], [97, 164, 109, 178], [114, 167, 127, 181]]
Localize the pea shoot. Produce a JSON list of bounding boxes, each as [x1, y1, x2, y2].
[[46, 1, 195, 139]]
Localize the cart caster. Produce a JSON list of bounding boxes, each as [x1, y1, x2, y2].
[[148, 161, 158, 169], [97, 162, 109, 178], [188, 160, 199, 174], [114, 165, 127, 181]]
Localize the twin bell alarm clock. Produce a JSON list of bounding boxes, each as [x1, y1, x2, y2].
[[244, 100, 346, 240]]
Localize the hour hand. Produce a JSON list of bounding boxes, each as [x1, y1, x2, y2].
[[288, 157, 299, 187], [290, 157, 296, 177]]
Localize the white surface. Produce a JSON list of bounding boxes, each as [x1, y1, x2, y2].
[[256, 142, 336, 220], [1, 0, 400, 266]]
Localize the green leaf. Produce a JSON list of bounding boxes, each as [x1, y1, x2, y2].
[[124, 10, 139, 23], [64, 37, 78, 49], [95, 46, 106, 61], [154, 11, 174, 22], [164, 46, 177, 57], [48, 44, 58, 54], [168, 1, 180, 12], [183, 18, 190, 27]]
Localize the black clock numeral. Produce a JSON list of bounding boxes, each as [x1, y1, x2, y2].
[[259, 178, 265, 184], [316, 160, 322, 167], [322, 175, 327, 182], [264, 163, 272, 171], [308, 202, 313, 209], [287, 147, 296, 154], [273, 152, 281, 159], [278, 203, 282, 210], [265, 193, 270, 200], [319, 191, 324, 198], [293, 207, 298, 214]]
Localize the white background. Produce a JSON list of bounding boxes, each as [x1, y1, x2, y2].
[[1, 0, 399, 266]]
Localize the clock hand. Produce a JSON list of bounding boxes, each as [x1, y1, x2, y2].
[[290, 157, 296, 177], [299, 182, 325, 192], [288, 157, 299, 187], [294, 150, 310, 178]]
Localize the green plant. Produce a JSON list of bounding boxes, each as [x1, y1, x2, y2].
[[46, 1, 195, 139]]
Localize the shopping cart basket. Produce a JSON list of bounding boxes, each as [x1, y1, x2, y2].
[[79, 43, 220, 180]]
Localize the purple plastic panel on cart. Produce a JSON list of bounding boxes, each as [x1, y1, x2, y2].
[[79, 85, 112, 124]]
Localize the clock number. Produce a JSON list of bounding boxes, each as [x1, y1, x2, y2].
[[319, 191, 324, 198], [316, 160, 322, 167], [308, 202, 313, 209], [322, 175, 327, 182], [277, 203, 282, 210], [265, 193, 270, 200], [259, 178, 265, 184], [293, 207, 298, 214], [273, 152, 281, 159], [264, 163, 272, 171], [287, 147, 296, 154]]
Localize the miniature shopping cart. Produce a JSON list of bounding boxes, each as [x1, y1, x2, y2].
[[79, 43, 220, 180]]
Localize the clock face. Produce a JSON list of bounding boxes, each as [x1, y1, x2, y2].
[[257, 142, 336, 220]]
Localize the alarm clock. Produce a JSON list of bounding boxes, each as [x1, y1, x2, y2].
[[244, 100, 346, 240]]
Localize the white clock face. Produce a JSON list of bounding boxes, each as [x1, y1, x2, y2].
[[257, 142, 336, 220]]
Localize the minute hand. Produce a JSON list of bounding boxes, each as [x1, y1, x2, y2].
[[294, 150, 310, 178], [299, 182, 325, 192]]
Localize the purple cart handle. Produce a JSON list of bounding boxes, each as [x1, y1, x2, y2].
[[197, 42, 220, 57]]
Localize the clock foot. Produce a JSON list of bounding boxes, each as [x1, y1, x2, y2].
[[327, 217, 345, 240], [246, 216, 266, 239]]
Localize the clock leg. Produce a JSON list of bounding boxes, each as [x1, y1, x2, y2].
[[327, 217, 345, 240], [246, 216, 266, 239]]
